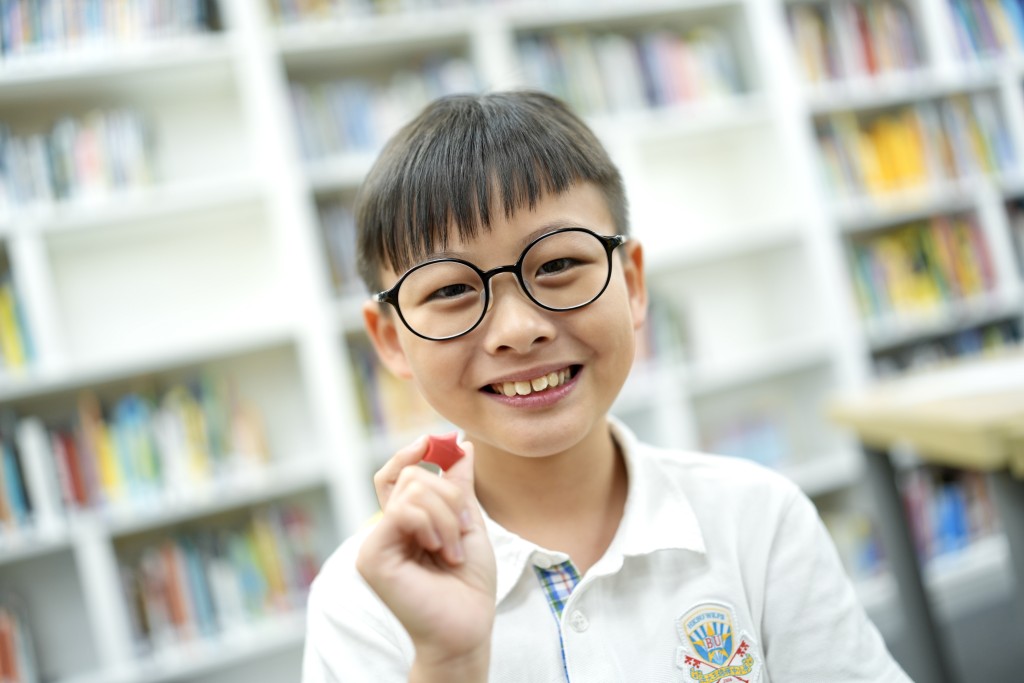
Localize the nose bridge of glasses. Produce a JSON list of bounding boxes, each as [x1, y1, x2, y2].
[[481, 262, 530, 302]]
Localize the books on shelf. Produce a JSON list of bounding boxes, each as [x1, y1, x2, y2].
[[118, 501, 321, 655], [0, 593, 37, 683], [821, 509, 885, 581], [948, 0, 1024, 60], [872, 318, 1021, 376], [0, 249, 33, 374], [901, 465, 1000, 562], [4, 373, 271, 522], [270, 0, 495, 23], [787, 0, 922, 84], [289, 53, 478, 160], [846, 213, 996, 321], [318, 197, 363, 297], [0, 0, 218, 62], [347, 334, 437, 436], [0, 109, 157, 213], [516, 25, 742, 117], [701, 410, 787, 470], [815, 92, 1016, 200]]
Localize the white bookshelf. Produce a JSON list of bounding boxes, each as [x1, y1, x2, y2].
[[1, 0, 1021, 681]]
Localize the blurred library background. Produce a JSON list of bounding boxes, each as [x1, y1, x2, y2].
[[0, 0, 1023, 681]]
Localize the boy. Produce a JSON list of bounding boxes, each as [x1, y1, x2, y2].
[[302, 91, 910, 682]]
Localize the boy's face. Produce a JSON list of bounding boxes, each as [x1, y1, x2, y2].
[[363, 182, 647, 461]]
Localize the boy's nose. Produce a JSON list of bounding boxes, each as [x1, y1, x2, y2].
[[481, 274, 556, 354]]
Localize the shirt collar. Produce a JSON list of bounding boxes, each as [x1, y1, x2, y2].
[[482, 417, 706, 605]]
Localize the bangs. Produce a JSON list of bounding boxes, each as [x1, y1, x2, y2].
[[356, 92, 624, 286]]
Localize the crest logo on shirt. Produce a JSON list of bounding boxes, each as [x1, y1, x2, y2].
[[675, 601, 761, 683]]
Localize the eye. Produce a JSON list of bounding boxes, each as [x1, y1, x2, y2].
[[428, 283, 475, 301], [537, 258, 578, 276]]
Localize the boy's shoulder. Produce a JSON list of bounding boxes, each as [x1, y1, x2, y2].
[[629, 435, 803, 506]]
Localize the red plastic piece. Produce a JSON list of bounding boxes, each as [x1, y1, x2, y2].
[[423, 434, 465, 471]]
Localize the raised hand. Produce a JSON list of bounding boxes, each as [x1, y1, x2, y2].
[[356, 438, 496, 682]]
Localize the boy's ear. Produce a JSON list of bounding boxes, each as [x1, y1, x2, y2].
[[362, 300, 414, 380], [621, 239, 648, 332]]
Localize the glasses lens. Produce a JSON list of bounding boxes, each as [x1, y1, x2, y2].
[[397, 260, 486, 339], [522, 230, 611, 310]]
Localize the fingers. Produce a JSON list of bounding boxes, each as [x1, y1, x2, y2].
[[373, 434, 430, 509], [387, 464, 474, 566]]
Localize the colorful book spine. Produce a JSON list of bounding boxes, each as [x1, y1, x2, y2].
[[900, 466, 999, 561], [0, 110, 157, 210], [517, 25, 741, 118], [0, 0, 215, 60], [118, 502, 322, 652], [0, 594, 38, 683], [816, 92, 1015, 200], [787, 0, 922, 84], [948, 0, 1024, 59], [847, 214, 996, 320], [872, 318, 1021, 375]]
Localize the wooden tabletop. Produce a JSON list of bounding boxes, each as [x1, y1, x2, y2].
[[829, 352, 1024, 477]]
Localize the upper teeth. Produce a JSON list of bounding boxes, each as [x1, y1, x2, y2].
[[493, 368, 571, 397]]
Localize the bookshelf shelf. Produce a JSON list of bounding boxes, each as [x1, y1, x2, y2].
[[863, 288, 1024, 352], [643, 220, 801, 272], [61, 610, 307, 683], [276, 12, 474, 61], [88, 457, 328, 538], [0, 34, 236, 100], [782, 448, 862, 498], [306, 154, 376, 194], [504, 0, 744, 29], [587, 93, 773, 143], [833, 180, 980, 233], [687, 333, 835, 398], [0, 526, 71, 566], [0, 318, 296, 403], [10, 174, 263, 237], [805, 68, 1002, 115]]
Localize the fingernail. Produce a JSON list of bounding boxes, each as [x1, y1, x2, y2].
[[460, 508, 473, 531], [451, 540, 465, 563], [429, 529, 443, 549]]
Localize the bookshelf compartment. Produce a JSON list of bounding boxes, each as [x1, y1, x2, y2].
[[647, 243, 824, 368], [812, 90, 1017, 203], [0, 242, 35, 376], [871, 315, 1022, 376], [628, 121, 798, 255], [691, 364, 849, 477], [0, 62, 250, 212], [785, 0, 926, 86], [0, 549, 99, 682], [510, 3, 753, 119], [45, 201, 284, 364], [112, 489, 333, 659], [285, 36, 479, 162], [0, 342, 321, 540]]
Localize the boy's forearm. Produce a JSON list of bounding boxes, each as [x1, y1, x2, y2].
[[409, 644, 490, 683]]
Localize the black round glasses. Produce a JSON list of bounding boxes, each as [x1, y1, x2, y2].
[[374, 227, 628, 341]]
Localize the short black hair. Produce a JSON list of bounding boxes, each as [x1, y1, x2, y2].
[[354, 90, 629, 293]]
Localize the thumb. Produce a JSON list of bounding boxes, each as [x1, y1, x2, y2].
[[442, 439, 480, 507]]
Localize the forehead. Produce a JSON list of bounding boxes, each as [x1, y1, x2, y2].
[[436, 183, 614, 257]]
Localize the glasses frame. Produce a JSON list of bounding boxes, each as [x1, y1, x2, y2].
[[374, 227, 628, 341]]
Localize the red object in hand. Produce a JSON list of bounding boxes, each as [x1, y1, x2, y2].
[[423, 434, 465, 471]]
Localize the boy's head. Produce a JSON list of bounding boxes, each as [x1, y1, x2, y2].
[[357, 91, 646, 459], [355, 90, 630, 294]]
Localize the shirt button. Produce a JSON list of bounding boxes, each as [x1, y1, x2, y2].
[[533, 555, 553, 569], [569, 610, 589, 633]]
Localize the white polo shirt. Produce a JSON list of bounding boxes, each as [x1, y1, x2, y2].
[[302, 420, 910, 682]]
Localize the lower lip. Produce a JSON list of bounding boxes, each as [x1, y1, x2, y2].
[[484, 368, 581, 409]]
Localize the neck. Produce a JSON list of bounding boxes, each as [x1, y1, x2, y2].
[[471, 419, 628, 572]]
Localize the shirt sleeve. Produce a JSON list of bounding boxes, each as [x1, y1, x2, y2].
[[759, 488, 912, 682], [301, 543, 414, 683]]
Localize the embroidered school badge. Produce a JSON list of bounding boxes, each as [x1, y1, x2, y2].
[[675, 602, 761, 683]]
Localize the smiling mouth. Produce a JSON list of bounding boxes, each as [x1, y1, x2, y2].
[[484, 365, 580, 397]]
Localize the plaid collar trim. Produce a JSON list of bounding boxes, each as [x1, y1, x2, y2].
[[534, 561, 582, 619]]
